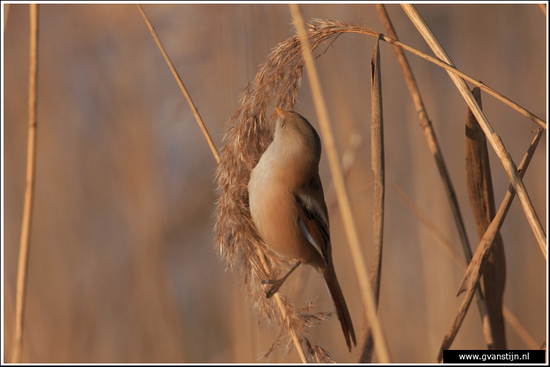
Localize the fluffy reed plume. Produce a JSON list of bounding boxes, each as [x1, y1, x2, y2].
[[214, 20, 374, 361]]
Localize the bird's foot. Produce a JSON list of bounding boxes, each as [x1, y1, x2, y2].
[[262, 278, 285, 299], [261, 261, 302, 299]]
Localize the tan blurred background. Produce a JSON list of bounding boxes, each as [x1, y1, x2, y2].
[[3, 3, 546, 363]]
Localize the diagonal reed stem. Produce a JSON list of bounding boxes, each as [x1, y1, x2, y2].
[[290, 5, 391, 363], [137, 4, 220, 164], [401, 4, 546, 258], [12, 3, 38, 363]]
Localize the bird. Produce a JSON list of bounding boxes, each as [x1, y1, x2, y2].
[[247, 107, 356, 351]]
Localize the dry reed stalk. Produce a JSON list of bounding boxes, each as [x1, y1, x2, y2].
[[12, 3, 38, 363], [401, 4, 547, 258], [464, 87, 506, 349], [437, 128, 544, 362], [376, 4, 495, 351], [360, 37, 386, 363], [391, 183, 540, 352], [137, 5, 220, 163], [290, 5, 390, 362]]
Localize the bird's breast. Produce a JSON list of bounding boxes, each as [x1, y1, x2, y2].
[[249, 176, 318, 262]]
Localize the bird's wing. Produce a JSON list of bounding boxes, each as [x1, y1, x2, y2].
[[293, 185, 330, 266]]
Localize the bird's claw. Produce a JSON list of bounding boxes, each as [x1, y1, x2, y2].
[[264, 279, 284, 298]]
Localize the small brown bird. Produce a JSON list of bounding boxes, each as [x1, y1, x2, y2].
[[248, 108, 356, 351]]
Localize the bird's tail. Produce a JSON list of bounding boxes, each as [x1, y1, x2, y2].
[[320, 266, 357, 352]]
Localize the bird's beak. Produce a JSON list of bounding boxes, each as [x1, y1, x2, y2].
[[275, 107, 283, 118]]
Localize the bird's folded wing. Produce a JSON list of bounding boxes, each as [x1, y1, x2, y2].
[[293, 191, 330, 265]]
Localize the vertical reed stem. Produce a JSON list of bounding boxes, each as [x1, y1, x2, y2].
[[289, 4, 390, 363], [12, 3, 39, 363]]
